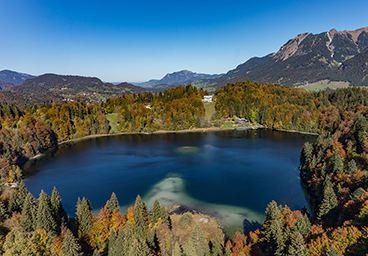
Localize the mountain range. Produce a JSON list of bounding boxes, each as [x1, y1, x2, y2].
[[193, 26, 368, 91], [1, 26, 367, 104], [134, 70, 223, 87]]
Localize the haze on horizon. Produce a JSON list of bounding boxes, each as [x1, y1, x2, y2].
[[1, 0, 367, 83]]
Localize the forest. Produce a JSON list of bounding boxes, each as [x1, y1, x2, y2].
[[0, 82, 367, 255]]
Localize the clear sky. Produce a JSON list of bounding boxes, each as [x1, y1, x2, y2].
[[1, 0, 367, 83]]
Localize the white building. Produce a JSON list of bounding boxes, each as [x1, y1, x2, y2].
[[202, 95, 214, 103]]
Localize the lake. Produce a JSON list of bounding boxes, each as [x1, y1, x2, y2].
[[24, 129, 315, 227]]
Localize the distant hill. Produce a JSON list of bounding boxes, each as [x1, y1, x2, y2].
[[0, 81, 14, 90], [192, 54, 273, 90], [0, 70, 36, 86], [2, 73, 148, 107], [135, 70, 223, 87]]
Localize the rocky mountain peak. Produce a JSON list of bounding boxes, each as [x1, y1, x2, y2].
[[273, 32, 309, 61]]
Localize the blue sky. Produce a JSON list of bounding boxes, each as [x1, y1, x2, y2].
[[1, 0, 367, 82]]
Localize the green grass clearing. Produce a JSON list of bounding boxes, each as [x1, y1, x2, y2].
[[222, 121, 234, 128], [204, 102, 216, 121], [106, 113, 119, 133], [302, 80, 350, 92]]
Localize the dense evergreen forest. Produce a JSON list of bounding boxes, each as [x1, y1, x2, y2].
[[0, 82, 368, 255]]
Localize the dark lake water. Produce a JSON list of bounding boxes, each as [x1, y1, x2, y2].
[[24, 129, 315, 227]]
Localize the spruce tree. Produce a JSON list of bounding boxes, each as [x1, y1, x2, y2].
[[51, 187, 67, 233], [211, 237, 223, 256], [172, 241, 183, 256], [317, 186, 338, 225], [183, 239, 197, 256], [17, 180, 28, 210], [262, 201, 285, 256], [106, 192, 120, 212], [0, 200, 9, 222], [123, 221, 135, 254], [190, 223, 210, 256], [134, 195, 148, 238], [60, 229, 82, 256], [150, 199, 161, 225], [75, 197, 93, 239], [36, 190, 57, 233], [109, 226, 125, 256], [108, 227, 117, 256], [20, 192, 37, 232], [287, 233, 308, 256], [160, 205, 170, 227], [293, 214, 311, 236], [8, 189, 20, 213], [348, 159, 357, 174], [326, 245, 341, 256]]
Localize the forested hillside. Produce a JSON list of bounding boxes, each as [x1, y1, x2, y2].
[[0, 82, 368, 255]]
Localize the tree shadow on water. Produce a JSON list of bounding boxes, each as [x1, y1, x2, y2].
[[243, 219, 262, 234]]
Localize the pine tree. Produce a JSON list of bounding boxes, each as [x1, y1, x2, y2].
[[108, 227, 117, 256], [0, 200, 9, 222], [106, 192, 120, 212], [8, 189, 20, 213], [183, 239, 197, 256], [262, 201, 285, 256], [317, 186, 338, 225], [348, 159, 357, 174], [287, 233, 308, 256], [211, 237, 223, 256], [75, 197, 92, 239], [134, 195, 148, 238], [36, 190, 57, 233], [123, 221, 135, 254], [190, 223, 210, 256], [109, 226, 125, 256], [172, 241, 183, 256], [17, 180, 28, 210], [60, 229, 82, 256], [51, 187, 67, 233], [293, 214, 311, 236], [20, 192, 37, 232], [150, 200, 161, 224]]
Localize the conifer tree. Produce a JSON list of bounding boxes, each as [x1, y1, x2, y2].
[[0, 200, 9, 222], [261, 200, 285, 256], [106, 192, 120, 212], [108, 227, 117, 256], [60, 229, 82, 256], [172, 241, 183, 256], [8, 189, 21, 213], [348, 159, 357, 174], [17, 180, 28, 210], [109, 225, 125, 256], [211, 237, 223, 256], [51, 187, 67, 233], [287, 233, 308, 256], [160, 205, 170, 227], [76, 197, 93, 239], [36, 190, 57, 233], [294, 214, 311, 236], [183, 239, 197, 256], [134, 195, 148, 237], [123, 221, 135, 254], [20, 192, 37, 232], [326, 245, 341, 256], [317, 186, 338, 225], [224, 247, 231, 256], [150, 199, 161, 225], [190, 223, 210, 256]]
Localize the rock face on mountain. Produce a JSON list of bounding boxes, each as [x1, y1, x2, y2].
[[239, 27, 368, 87], [136, 70, 223, 87], [0, 70, 36, 86], [194, 26, 368, 91]]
